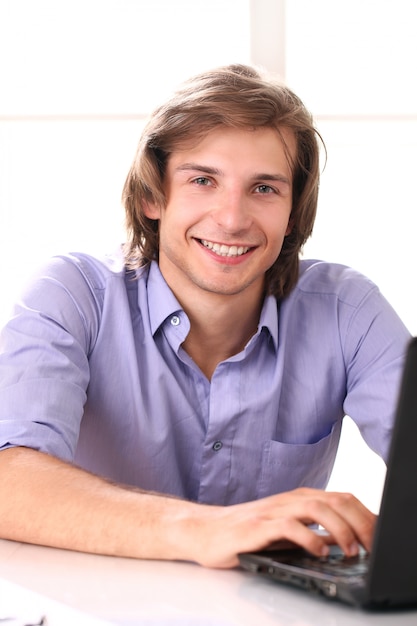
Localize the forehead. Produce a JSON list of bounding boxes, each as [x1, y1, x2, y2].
[[166, 126, 297, 175]]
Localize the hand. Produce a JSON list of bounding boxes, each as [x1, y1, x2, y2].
[[186, 488, 376, 568]]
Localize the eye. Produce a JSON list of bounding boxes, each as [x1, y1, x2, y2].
[[192, 176, 212, 186], [254, 184, 276, 194]]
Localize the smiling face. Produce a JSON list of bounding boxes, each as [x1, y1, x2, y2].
[[144, 126, 296, 306]]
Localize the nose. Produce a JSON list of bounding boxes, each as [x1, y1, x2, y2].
[[212, 187, 252, 233]]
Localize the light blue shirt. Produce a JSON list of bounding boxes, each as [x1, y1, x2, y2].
[[0, 252, 411, 505]]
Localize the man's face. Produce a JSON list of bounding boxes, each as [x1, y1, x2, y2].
[[145, 126, 295, 303]]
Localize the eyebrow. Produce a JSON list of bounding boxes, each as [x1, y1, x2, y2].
[[253, 173, 291, 186], [175, 163, 291, 186], [175, 163, 223, 176]]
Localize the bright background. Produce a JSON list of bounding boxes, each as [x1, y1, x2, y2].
[[1, 0, 416, 513]]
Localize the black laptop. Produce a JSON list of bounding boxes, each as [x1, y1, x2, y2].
[[239, 336, 417, 609]]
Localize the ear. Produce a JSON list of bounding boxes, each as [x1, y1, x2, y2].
[[285, 218, 294, 236], [143, 200, 161, 220]]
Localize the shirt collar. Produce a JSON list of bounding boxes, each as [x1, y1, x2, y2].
[[145, 261, 279, 350], [258, 293, 279, 352], [146, 261, 184, 336]]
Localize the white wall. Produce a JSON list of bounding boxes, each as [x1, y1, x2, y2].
[[0, 0, 251, 326], [284, 0, 417, 512], [1, 0, 416, 513]]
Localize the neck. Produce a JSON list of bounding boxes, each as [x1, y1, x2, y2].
[[180, 290, 264, 380]]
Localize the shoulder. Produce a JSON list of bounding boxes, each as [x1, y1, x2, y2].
[[295, 259, 379, 307], [37, 249, 128, 289], [23, 248, 149, 299], [14, 249, 148, 325], [287, 260, 410, 356]]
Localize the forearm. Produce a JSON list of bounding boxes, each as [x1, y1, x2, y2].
[[0, 447, 201, 562], [0, 447, 377, 569]]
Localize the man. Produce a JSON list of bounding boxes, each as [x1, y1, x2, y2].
[[0, 64, 410, 568]]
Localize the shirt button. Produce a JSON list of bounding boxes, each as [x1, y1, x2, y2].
[[212, 441, 223, 452], [171, 315, 180, 326]]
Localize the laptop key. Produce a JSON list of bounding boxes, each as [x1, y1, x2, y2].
[[300, 554, 369, 578]]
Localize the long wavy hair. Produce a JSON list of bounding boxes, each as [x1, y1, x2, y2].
[[122, 64, 323, 299]]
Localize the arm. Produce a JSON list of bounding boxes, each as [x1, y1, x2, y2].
[[0, 446, 375, 568]]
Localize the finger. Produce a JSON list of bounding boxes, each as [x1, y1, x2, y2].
[[268, 518, 332, 557], [322, 492, 376, 552], [269, 489, 376, 553], [261, 497, 367, 556]]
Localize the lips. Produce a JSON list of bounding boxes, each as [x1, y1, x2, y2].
[[200, 239, 251, 258]]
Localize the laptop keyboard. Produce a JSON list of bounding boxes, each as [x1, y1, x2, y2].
[[298, 551, 369, 578]]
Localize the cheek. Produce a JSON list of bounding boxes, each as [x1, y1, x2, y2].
[[265, 213, 291, 240], [163, 199, 205, 231], [265, 221, 292, 259], [157, 207, 191, 244]]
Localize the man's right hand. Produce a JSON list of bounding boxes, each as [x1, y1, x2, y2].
[[0, 448, 376, 569]]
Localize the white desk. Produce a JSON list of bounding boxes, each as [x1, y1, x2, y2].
[[0, 538, 416, 625]]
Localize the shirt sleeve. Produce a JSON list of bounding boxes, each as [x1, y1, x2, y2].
[[0, 255, 101, 460], [340, 281, 411, 461], [292, 261, 411, 465]]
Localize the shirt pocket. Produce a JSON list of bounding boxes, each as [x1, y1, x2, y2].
[[257, 420, 342, 498]]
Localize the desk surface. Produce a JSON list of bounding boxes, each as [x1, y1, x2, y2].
[[0, 539, 416, 625]]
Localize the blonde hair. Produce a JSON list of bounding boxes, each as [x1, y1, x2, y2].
[[122, 64, 323, 299]]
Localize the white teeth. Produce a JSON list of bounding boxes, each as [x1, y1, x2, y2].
[[200, 240, 250, 257]]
